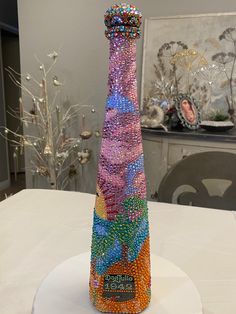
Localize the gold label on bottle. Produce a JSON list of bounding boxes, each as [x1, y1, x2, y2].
[[103, 274, 135, 302]]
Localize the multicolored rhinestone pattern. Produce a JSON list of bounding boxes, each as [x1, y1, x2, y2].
[[89, 4, 151, 313], [104, 3, 142, 39]]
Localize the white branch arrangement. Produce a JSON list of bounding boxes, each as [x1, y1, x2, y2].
[[0, 51, 100, 190]]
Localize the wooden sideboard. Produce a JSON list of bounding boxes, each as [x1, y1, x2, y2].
[[142, 128, 236, 200]]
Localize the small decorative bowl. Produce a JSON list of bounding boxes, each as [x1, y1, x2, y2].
[[200, 120, 234, 132]]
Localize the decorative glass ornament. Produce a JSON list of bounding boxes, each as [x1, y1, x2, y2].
[[80, 114, 93, 139], [80, 130, 93, 140], [43, 143, 52, 155], [78, 148, 91, 164], [89, 4, 151, 313]]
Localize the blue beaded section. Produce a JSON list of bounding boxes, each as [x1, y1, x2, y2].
[[106, 93, 136, 113], [125, 154, 145, 196], [91, 201, 149, 275]]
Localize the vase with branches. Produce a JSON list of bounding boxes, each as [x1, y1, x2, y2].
[[212, 27, 236, 121]]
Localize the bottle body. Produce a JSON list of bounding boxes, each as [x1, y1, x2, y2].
[[90, 9, 151, 313]]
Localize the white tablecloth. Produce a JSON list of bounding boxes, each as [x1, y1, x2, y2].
[[0, 189, 236, 314]]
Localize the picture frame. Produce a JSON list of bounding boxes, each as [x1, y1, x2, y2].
[[174, 94, 201, 130], [141, 13, 236, 117]]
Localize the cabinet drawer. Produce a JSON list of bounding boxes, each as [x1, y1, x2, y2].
[[168, 144, 236, 167]]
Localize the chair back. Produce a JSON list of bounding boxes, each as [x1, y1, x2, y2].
[[158, 151, 236, 210]]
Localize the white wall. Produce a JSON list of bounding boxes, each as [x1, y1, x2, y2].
[[17, 0, 236, 192]]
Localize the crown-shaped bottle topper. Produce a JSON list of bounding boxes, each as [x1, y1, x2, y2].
[[104, 3, 142, 39]]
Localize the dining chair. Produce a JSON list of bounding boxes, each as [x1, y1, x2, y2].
[[158, 151, 236, 210]]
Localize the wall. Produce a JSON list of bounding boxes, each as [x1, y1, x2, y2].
[[17, 0, 236, 193]]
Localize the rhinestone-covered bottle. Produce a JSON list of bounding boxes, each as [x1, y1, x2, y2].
[[89, 4, 151, 313]]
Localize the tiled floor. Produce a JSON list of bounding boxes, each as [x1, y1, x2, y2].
[[0, 173, 26, 202]]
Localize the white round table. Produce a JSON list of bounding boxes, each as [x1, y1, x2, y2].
[[32, 252, 202, 314]]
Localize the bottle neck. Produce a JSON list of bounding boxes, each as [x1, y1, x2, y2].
[[108, 36, 138, 109]]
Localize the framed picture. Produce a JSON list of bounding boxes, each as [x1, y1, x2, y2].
[[174, 94, 201, 130], [141, 13, 236, 119]]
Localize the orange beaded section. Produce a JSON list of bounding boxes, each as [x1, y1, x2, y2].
[[89, 238, 151, 313]]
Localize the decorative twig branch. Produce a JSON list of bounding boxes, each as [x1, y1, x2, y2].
[[0, 51, 99, 190]]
